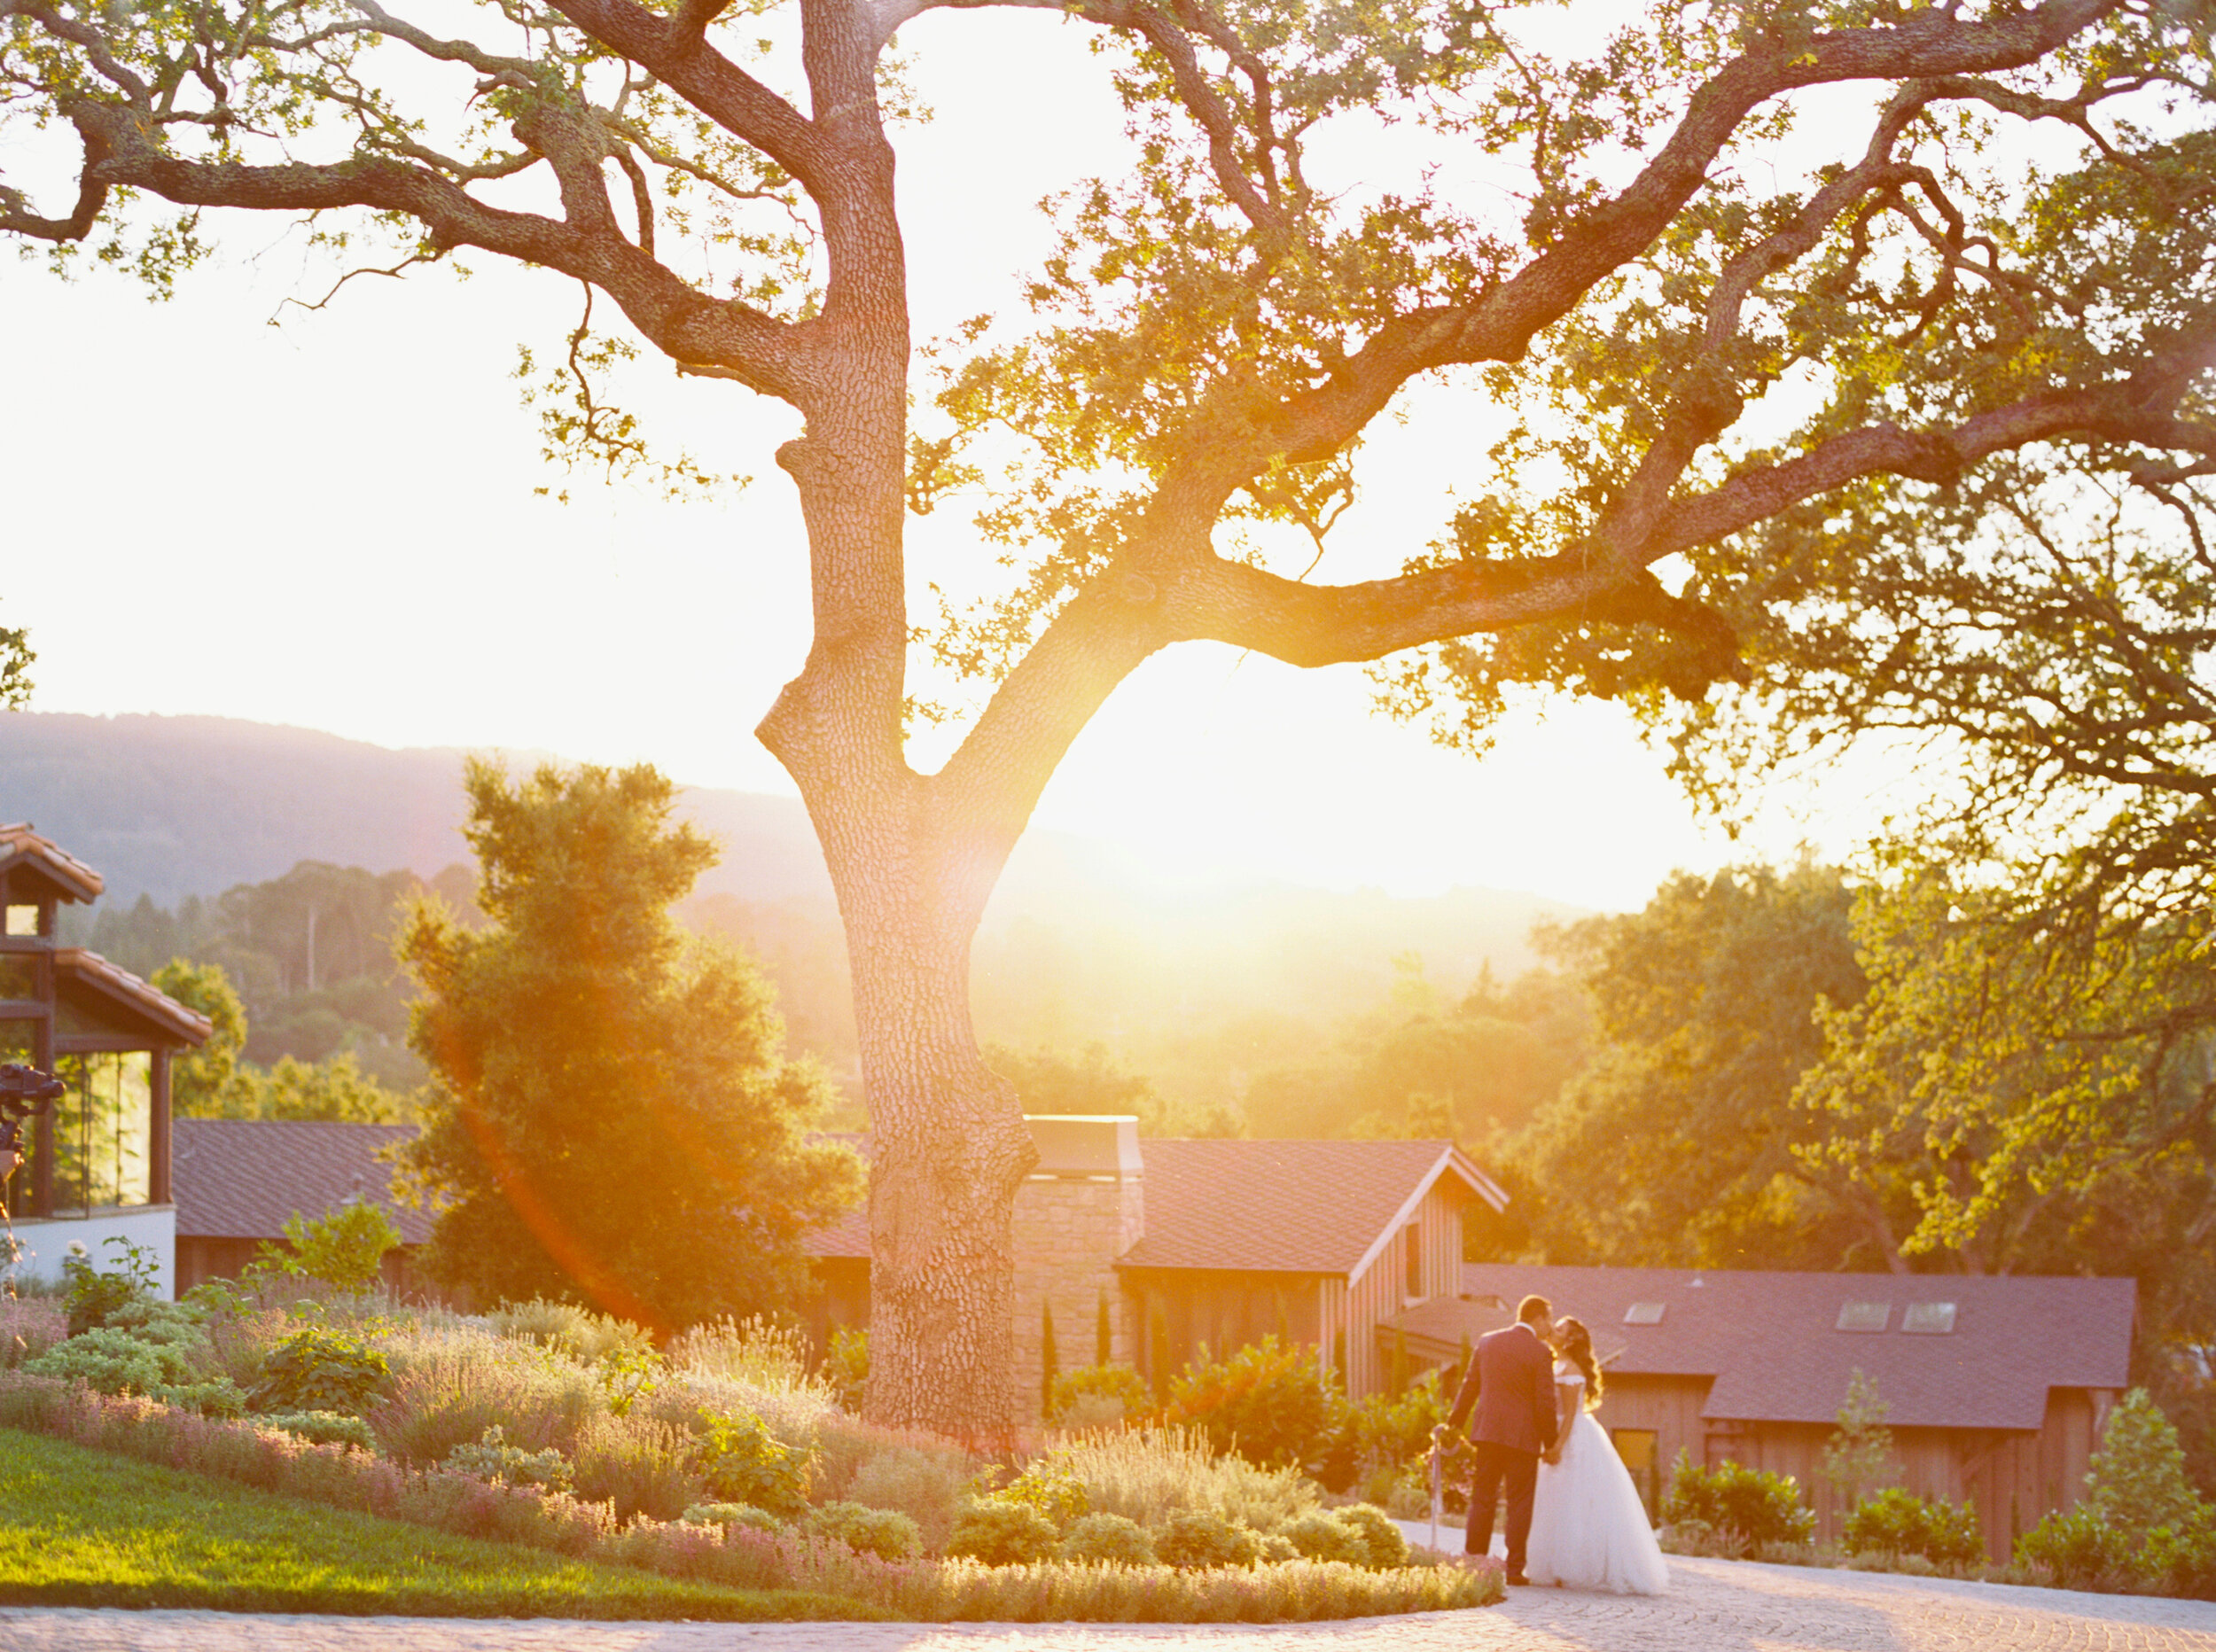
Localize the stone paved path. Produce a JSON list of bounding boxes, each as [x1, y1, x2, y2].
[[4, 1558, 2216, 1652]]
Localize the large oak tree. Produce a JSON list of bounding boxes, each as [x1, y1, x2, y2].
[[6, 0, 2214, 1435]]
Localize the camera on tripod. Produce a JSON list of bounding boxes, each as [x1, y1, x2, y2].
[[0, 1063, 65, 1159]]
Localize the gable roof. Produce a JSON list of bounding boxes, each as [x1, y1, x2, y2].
[[173, 1118, 433, 1245], [0, 822, 103, 903], [56, 949, 213, 1047], [1446, 1263, 2135, 1432], [802, 1131, 1506, 1279], [1120, 1139, 1499, 1275]]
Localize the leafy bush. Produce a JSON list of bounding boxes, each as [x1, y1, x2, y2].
[[1164, 1336, 1349, 1474], [572, 1412, 708, 1523], [254, 1410, 376, 1451], [988, 1461, 1088, 1530], [260, 1201, 402, 1293], [697, 1410, 815, 1520], [1156, 1510, 1263, 1570], [249, 1327, 391, 1415], [23, 1312, 241, 1414], [2087, 1389, 2204, 1536], [1346, 1369, 1450, 1474], [2017, 1505, 2133, 1590], [673, 1316, 823, 1397], [486, 1298, 655, 1367], [1061, 1511, 1157, 1566], [823, 1326, 868, 1413], [804, 1500, 924, 1561], [844, 1444, 971, 1553], [1047, 1425, 1320, 1532], [1660, 1453, 1815, 1555], [1332, 1503, 1409, 1569], [61, 1237, 159, 1335], [945, 1500, 1061, 1565], [1048, 1362, 1153, 1430], [443, 1423, 575, 1492], [1284, 1511, 1365, 1565], [1845, 1488, 1983, 1565], [681, 1501, 787, 1533]]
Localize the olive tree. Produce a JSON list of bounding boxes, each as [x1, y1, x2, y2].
[[5, 0, 2213, 1436]]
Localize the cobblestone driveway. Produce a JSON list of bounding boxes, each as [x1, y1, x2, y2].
[[4, 1559, 2215, 1651]]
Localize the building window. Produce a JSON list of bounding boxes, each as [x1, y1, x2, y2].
[[0, 955, 36, 1001], [1902, 1302, 1958, 1334], [4, 906, 40, 939], [1624, 1302, 1666, 1325], [1835, 1301, 1892, 1333], [1405, 1221, 1423, 1298], [19, 1053, 152, 1217]]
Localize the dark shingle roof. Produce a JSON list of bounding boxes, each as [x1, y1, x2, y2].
[[1120, 1139, 1481, 1274], [1455, 1263, 2136, 1431], [173, 1118, 433, 1244]]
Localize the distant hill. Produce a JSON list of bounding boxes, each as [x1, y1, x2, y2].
[[0, 712, 1587, 1103]]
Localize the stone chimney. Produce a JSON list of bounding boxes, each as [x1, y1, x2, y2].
[[1011, 1115, 1144, 1414]]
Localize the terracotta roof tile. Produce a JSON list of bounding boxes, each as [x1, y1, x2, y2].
[[1452, 1263, 2135, 1431], [0, 822, 104, 902], [56, 949, 213, 1045], [173, 1118, 433, 1244]]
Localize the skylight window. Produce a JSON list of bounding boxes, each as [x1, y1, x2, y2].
[[1624, 1302, 1666, 1325], [1902, 1302, 1958, 1335], [1836, 1302, 1892, 1333]]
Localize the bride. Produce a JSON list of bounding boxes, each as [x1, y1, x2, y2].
[[1523, 1316, 1671, 1594]]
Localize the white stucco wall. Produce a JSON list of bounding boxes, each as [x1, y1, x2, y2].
[[6, 1205, 177, 1297]]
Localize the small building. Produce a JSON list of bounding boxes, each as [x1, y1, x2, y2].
[[0, 823, 211, 1293], [171, 1118, 435, 1295], [1384, 1262, 2138, 1560], [804, 1117, 1507, 1404]]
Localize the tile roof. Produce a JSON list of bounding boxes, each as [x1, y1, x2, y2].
[[1452, 1263, 2136, 1431], [56, 949, 214, 1045], [173, 1118, 433, 1244], [801, 1132, 1501, 1280], [0, 822, 104, 902], [1120, 1138, 1482, 1274]]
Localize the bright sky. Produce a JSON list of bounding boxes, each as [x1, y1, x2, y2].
[[0, 9, 1885, 911]]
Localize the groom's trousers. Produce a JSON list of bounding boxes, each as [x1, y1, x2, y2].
[[1463, 1440, 1541, 1576]]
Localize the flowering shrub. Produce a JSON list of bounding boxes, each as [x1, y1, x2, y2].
[[842, 1444, 971, 1553], [1045, 1426, 1319, 1531], [443, 1423, 576, 1492], [0, 1295, 66, 1368], [0, 1371, 1502, 1620], [683, 1501, 788, 1533], [62, 1237, 159, 1335], [822, 1326, 869, 1413], [1163, 1336, 1348, 1474], [1048, 1362, 1152, 1429], [1155, 1510, 1263, 1570], [804, 1500, 924, 1561], [945, 1500, 1060, 1565], [1061, 1512, 1156, 1565], [987, 1461, 1088, 1530], [254, 1409, 376, 1451], [1332, 1503, 1409, 1569]]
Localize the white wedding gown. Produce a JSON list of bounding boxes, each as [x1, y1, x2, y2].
[[1524, 1363, 1671, 1594]]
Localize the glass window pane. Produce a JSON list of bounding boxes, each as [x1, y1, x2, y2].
[[4, 907, 39, 939], [50, 1056, 89, 1218], [0, 956, 36, 1001]]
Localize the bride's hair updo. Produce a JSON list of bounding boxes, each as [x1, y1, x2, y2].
[[1555, 1317, 1603, 1410]]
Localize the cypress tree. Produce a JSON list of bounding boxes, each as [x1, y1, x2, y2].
[[1041, 1299, 1059, 1413], [1096, 1289, 1112, 1367]]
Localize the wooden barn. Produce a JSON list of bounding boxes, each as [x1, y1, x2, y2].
[[805, 1118, 1506, 1406], [170, 1118, 436, 1296], [1386, 1262, 2138, 1561]]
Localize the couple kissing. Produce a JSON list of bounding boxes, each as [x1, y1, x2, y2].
[[1436, 1294, 1669, 1594]]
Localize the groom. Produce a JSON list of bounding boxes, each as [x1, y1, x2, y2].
[[1440, 1293, 1558, 1585]]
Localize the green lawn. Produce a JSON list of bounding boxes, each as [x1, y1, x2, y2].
[[0, 1427, 873, 1618]]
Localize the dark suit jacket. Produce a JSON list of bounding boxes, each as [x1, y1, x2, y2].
[[1444, 1323, 1559, 1457]]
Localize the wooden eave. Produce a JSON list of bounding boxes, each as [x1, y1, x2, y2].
[[0, 825, 105, 904], [54, 948, 212, 1049]]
